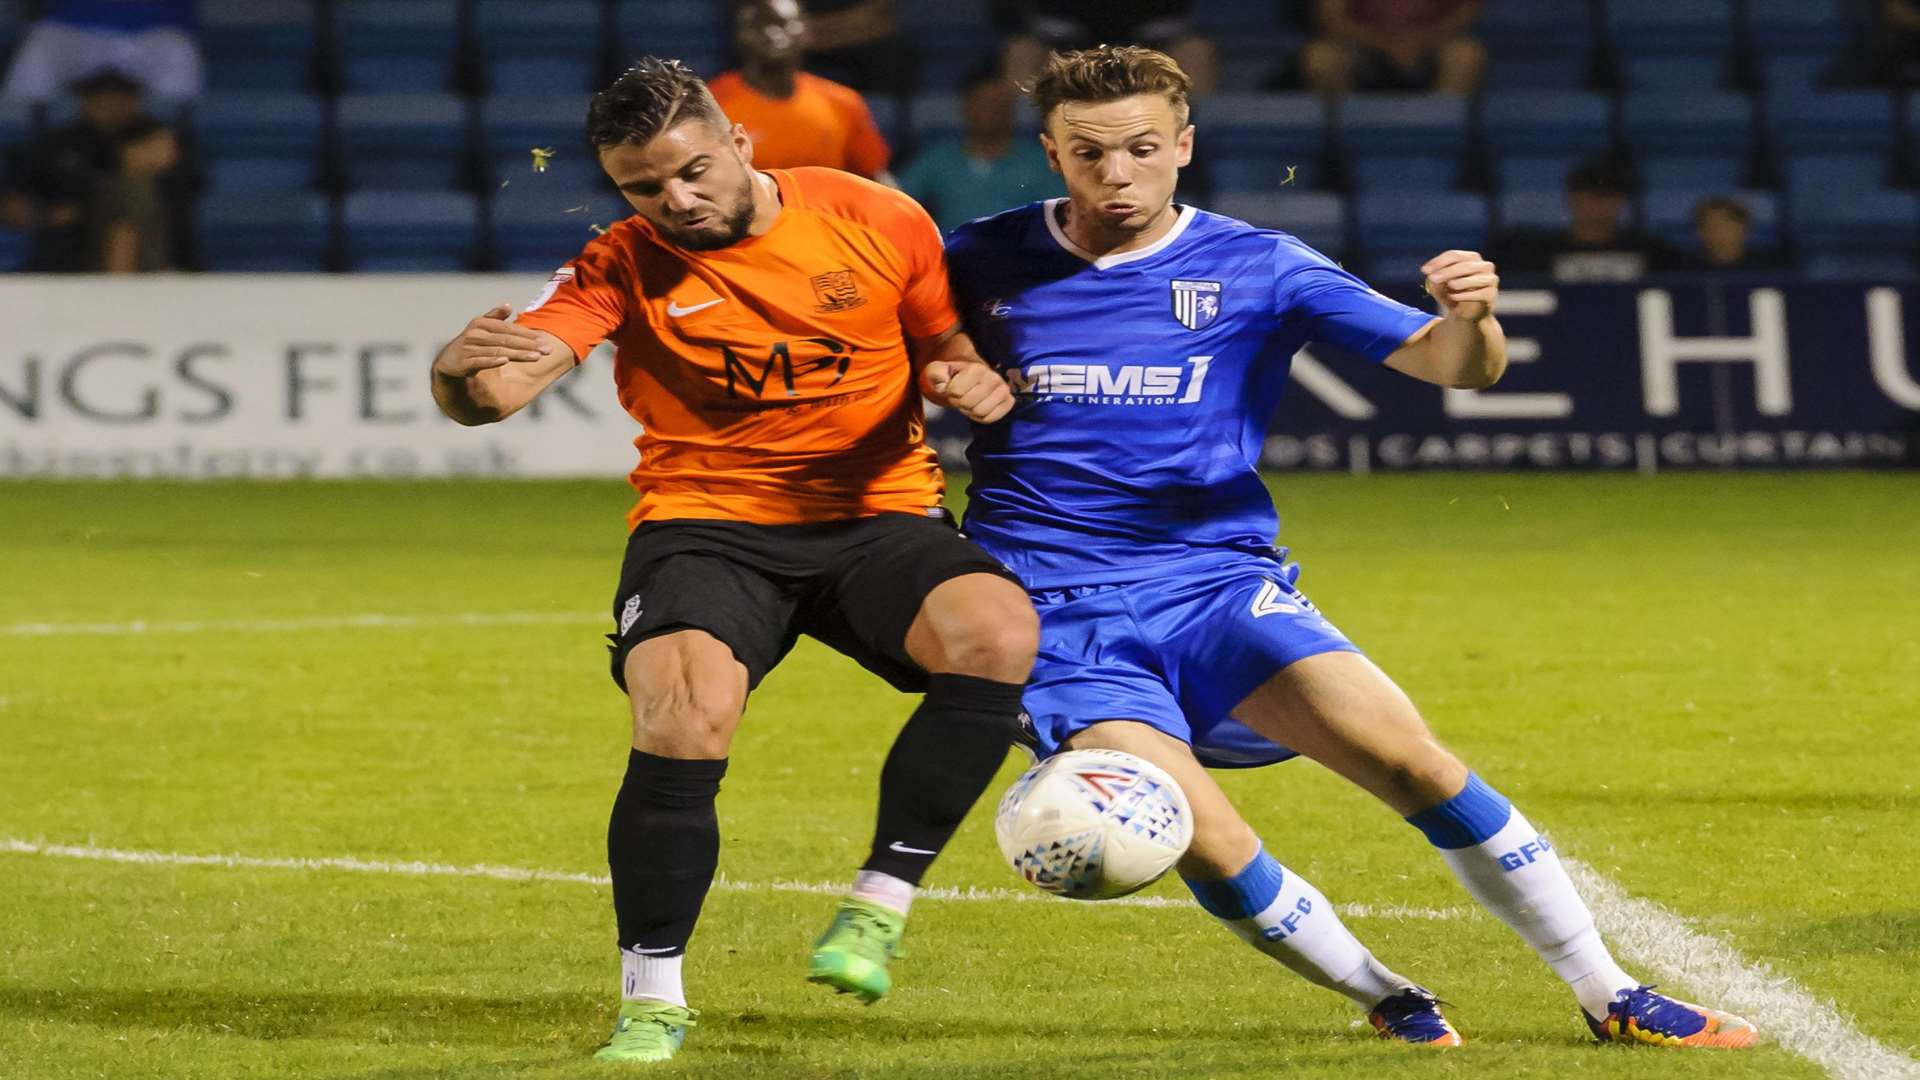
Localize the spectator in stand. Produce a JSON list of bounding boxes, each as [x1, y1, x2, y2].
[[801, 0, 918, 101], [92, 118, 180, 272], [1299, 0, 1485, 98], [1658, 196, 1794, 274], [1843, 0, 1920, 86], [709, 0, 894, 181], [897, 61, 1058, 232], [1, 0, 201, 104], [0, 70, 201, 272], [1001, 2, 1218, 97], [1492, 159, 1667, 283]]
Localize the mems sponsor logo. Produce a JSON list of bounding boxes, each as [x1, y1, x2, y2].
[[1006, 356, 1213, 406]]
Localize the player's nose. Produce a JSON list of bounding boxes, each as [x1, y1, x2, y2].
[[661, 181, 702, 213]]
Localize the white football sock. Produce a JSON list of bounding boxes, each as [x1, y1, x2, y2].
[[1187, 849, 1408, 1010], [1436, 806, 1635, 1016], [850, 869, 915, 916], [620, 947, 685, 1006]]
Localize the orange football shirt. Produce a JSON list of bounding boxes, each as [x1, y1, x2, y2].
[[707, 70, 891, 178], [516, 167, 958, 529]]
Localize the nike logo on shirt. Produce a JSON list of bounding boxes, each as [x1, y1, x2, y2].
[[665, 298, 724, 317]]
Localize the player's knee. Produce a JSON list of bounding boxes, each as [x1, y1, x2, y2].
[[628, 678, 744, 758], [1369, 741, 1469, 808], [941, 602, 1038, 682], [1179, 815, 1261, 880]]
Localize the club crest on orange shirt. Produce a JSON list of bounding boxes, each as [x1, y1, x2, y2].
[[810, 269, 866, 313]]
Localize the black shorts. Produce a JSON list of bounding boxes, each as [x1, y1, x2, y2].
[[606, 512, 1024, 695]]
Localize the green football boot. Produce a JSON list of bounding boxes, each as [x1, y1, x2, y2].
[[806, 897, 906, 1004], [593, 999, 697, 1063]]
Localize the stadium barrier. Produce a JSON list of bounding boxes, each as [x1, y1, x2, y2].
[[5, 275, 1918, 479]]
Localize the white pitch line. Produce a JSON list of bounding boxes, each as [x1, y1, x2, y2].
[[0, 838, 1463, 920], [1566, 858, 1920, 1080], [2, 611, 605, 637]]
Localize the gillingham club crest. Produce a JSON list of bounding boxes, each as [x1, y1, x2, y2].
[[1171, 279, 1222, 330]]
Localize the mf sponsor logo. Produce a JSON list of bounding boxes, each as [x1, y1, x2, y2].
[[1497, 835, 1554, 872], [1006, 355, 1213, 405]]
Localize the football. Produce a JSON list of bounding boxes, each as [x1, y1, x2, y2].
[[993, 748, 1193, 900]]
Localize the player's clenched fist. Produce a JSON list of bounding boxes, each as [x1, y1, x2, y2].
[[434, 303, 555, 379], [922, 359, 1016, 423], [1421, 250, 1499, 322]]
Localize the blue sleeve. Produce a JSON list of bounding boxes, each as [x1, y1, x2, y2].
[[1273, 238, 1436, 363]]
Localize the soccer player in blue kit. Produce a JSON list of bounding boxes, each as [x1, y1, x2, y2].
[[944, 46, 1758, 1050]]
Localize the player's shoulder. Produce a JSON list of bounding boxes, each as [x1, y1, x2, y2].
[[796, 70, 865, 108], [706, 70, 747, 98], [785, 167, 931, 233], [945, 201, 1045, 260], [1186, 206, 1340, 270]]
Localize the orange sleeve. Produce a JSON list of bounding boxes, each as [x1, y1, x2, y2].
[[515, 230, 632, 363], [888, 195, 957, 339], [835, 87, 891, 178]]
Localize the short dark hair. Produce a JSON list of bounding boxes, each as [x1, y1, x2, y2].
[[1565, 158, 1635, 195], [1693, 195, 1752, 227], [586, 57, 728, 152], [1030, 45, 1192, 128]]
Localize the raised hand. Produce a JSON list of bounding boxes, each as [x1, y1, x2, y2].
[[434, 304, 556, 379], [923, 359, 1016, 424], [1421, 250, 1500, 322]]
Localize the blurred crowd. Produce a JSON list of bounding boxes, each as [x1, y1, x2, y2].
[[1, 0, 1916, 277]]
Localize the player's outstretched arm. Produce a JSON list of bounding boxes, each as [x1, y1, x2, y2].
[[1383, 249, 1508, 390], [914, 325, 1015, 423], [430, 304, 578, 425]]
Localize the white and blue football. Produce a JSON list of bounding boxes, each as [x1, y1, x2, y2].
[[993, 748, 1192, 900]]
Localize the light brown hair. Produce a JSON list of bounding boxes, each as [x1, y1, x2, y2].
[[1029, 45, 1192, 128]]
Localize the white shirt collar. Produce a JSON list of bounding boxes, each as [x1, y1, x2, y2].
[[1042, 199, 1196, 270]]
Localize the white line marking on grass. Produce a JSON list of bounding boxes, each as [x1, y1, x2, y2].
[[0, 838, 1463, 920], [1566, 858, 1920, 1080], [2, 611, 605, 637]]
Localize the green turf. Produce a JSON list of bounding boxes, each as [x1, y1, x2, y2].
[[2, 474, 1915, 1078]]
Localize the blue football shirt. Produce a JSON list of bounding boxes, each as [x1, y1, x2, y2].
[[946, 200, 1436, 587]]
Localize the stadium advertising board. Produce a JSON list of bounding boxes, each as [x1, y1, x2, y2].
[[5, 277, 1918, 478]]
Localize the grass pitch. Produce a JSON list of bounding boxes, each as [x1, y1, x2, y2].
[[2, 473, 1915, 1079]]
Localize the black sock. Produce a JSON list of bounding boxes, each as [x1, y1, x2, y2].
[[862, 673, 1025, 884], [607, 749, 729, 955]]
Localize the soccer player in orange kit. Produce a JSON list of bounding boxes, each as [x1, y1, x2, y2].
[[429, 57, 1033, 1063]]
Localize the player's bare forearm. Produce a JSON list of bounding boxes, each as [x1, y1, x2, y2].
[[431, 305, 577, 425], [913, 325, 1014, 423], [1385, 249, 1508, 389]]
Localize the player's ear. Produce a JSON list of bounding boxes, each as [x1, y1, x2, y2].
[[1039, 131, 1061, 174], [730, 121, 754, 166], [1175, 124, 1194, 169]]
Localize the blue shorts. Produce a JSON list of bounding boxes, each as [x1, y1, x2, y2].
[[1020, 552, 1361, 769]]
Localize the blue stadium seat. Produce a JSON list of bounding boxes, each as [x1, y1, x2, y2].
[[195, 93, 323, 158], [335, 0, 461, 93], [1766, 89, 1896, 156], [615, 0, 726, 75], [343, 190, 480, 270], [1617, 54, 1732, 90], [201, 0, 316, 93], [1497, 190, 1571, 232], [208, 156, 318, 191], [1605, 0, 1735, 51], [1790, 185, 1918, 267], [1337, 94, 1467, 190], [1744, 0, 1855, 57], [475, 0, 603, 95], [481, 95, 596, 188], [1479, 2, 1592, 92], [1623, 91, 1753, 189], [1785, 154, 1897, 199], [1357, 190, 1488, 281], [337, 93, 472, 191], [491, 186, 616, 271], [1643, 189, 1780, 250], [1496, 153, 1592, 194], [1484, 56, 1590, 92], [1482, 91, 1611, 157], [1198, 93, 1327, 190], [199, 191, 332, 271], [1759, 53, 1837, 94], [1209, 192, 1347, 257]]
